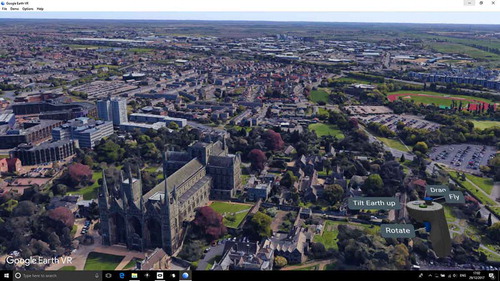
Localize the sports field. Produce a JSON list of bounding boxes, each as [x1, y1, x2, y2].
[[387, 91, 497, 111]]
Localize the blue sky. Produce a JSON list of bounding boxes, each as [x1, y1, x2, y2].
[[0, 12, 499, 24]]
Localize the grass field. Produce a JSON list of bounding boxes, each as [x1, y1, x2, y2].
[[449, 171, 496, 206], [377, 137, 411, 152], [84, 252, 124, 270], [386, 90, 494, 108], [472, 120, 500, 130], [313, 220, 380, 251], [427, 42, 500, 65], [210, 201, 253, 228], [310, 89, 330, 103], [69, 171, 102, 200], [314, 221, 343, 250], [296, 265, 319, 270], [67, 44, 100, 50], [128, 48, 155, 53], [123, 258, 142, 270], [464, 173, 494, 195], [308, 123, 345, 139]]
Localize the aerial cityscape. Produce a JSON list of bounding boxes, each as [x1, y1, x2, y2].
[[0, 18, 499, 272]]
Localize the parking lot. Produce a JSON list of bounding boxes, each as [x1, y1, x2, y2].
[[430, 144, 497, 174], [356, 114, 441, 132]]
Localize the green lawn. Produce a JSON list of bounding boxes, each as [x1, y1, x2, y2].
[[295, 265, 319, 270], [210, 201, 253, 228], [314, 221, 380, 251], [308, 123, 345, 139], [427, 42, 500, 65], [94, 64, 120, 69], [472, 120, 500, 130], [377, 137, 411, 152], [129, 48, 155, 53], [58, 266, 76, 271], [314, 221, 343, 250], [123, 258, 142, 270], [465, 173, 494, 195], [67, 44, 99, 50], [310, 89, 330, 103], [449, 171, 496, 206], [69, 171, 102, 200], [318, 107, 329, 116], [387, 90, 493, 107], [204, 255, 222, 270], [84, 252, 125, 270]]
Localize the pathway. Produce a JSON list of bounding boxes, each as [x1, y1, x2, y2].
[[281, 259, 334, 271]]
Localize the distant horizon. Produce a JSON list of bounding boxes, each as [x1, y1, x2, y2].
[[1, 12, 500, 25]]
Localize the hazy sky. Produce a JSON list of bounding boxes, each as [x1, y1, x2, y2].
[[0, 12, 499, 24]]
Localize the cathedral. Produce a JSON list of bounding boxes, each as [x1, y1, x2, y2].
[[98, 139, 242, 255]]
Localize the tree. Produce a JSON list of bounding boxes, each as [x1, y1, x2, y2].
[[192, 206, 227, 241], [67, 163, 93, 186], [487, 222, 500, 244], [280, 171, 297, 189], [47, 207, 75, 228], [274, 256, 288, 268], [413, 141, 429, 154], [12, 200, 38, 217], [247, 212, 272, 239], [362, 174, 384, 196], [323, 184, 344, 205], [54, 184, 68, 195], [264, 130, 284, 151], [400, 154, 405, 163], [96, 139, 125, 163], [248, 149, 267, 172]]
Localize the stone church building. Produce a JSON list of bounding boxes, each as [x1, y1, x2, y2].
[[98, 139, 242, 255]]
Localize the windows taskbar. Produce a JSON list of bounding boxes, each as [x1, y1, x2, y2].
[[0, 270, 498, 281]]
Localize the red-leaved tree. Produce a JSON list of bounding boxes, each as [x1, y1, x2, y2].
[[248, 149, 267, 171], [193, 206, 227, 241], [47, 207, 75, 228], [68, 163, 93, 186], [264, 129, 284, 151]]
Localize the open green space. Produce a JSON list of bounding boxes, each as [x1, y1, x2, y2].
[[296, 265, 319, 270], [123, 258, 142, 270], [84, 252, 125, 270], [387, 90, 493, 107], [310, 89, 330, 103], [67, 44, 100, 50], [376, 137, 411, 152], [210, 201, 253, 228], [472, 120, 500, 130], [94, 64, 120, 69], [69, 171, 102, 200], [204, 255, 222, 270], [427, 42, 500, 65], [128, 48, 155, 54], [313, 220, 380, 251], [308, 123, 345, 139], [464, 173, 494, 195], [449, 171, 496, 206]]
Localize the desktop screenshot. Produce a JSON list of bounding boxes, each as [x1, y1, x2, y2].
[[0, 1, 499, 280]]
